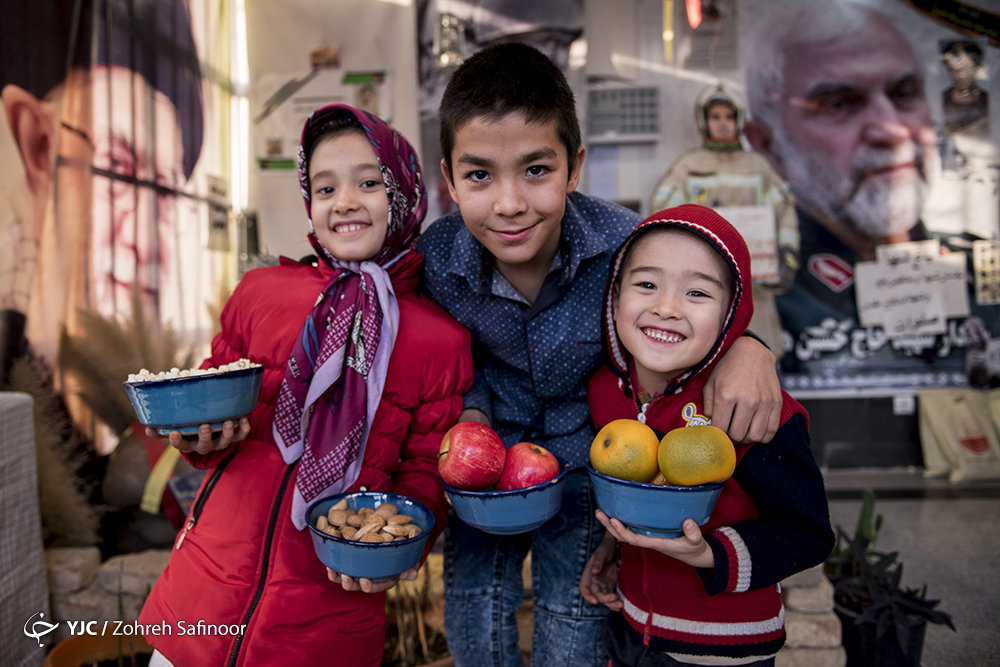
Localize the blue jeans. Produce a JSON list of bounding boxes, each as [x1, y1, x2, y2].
[[443, 468, 609, 667]]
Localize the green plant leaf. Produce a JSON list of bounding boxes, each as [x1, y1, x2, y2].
[[828, 490, 955, 641]]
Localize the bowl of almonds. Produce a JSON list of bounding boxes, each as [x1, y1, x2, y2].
[[306, 491, 435, 581]]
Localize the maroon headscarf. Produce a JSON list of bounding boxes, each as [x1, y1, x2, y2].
[[272, 105, 426, 529]]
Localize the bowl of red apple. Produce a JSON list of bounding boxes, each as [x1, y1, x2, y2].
[[438, 422, 567, 535]]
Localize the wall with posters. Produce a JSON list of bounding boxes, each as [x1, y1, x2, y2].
[[2, 0, 991, 466], [407, 0, 999, 465], [246, 0, 420, 263], [585, 0, 1000, 403], [629, 0, 999, 465], [0, 1, 235, 448]]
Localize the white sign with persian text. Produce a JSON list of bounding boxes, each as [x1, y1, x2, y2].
[[855, 240, 969, 338]]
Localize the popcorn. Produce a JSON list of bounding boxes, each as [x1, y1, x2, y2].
[[126, 358, 261, 383]]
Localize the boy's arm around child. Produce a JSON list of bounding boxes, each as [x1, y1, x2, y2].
[[702, 335, 781, 443]]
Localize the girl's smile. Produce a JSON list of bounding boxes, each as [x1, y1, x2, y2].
[[308, 131, 389, 262]]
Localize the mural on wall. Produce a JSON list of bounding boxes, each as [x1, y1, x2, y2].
[[737, 1, 999, 394], [0, 0, 231, 440]]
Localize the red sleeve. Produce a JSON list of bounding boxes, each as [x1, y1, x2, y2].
[[390, 317, 473, 559]]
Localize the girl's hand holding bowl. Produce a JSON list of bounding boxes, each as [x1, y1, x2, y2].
[[124, 359, 263, 444], [146, 417, 251, 455], [326, 565, 419, 593]]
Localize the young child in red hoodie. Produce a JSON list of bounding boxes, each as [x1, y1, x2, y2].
[[579, 204, 834, 666]]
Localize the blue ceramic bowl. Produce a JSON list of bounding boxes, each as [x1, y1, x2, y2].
[[587, 463, 725, 538], [442, 466, 569, 535], [123, 366, 263, 436], [307, 491, 435, 582]]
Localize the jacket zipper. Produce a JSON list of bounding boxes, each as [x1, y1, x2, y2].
[[174, 449, 239, 550], [226, 463, 296, 667]]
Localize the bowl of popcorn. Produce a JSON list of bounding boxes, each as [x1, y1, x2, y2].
[[306, 491, 435, 582], [123, 358, 264, 436]]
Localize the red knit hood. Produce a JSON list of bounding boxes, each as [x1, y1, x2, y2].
[[601, 204, 753, 402]]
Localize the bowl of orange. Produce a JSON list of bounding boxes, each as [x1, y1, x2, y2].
[[587, 464, 726, 537], [587, 420, 734, 538]]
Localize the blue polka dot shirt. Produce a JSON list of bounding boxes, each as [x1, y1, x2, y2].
[[418, 191, 641, 469]]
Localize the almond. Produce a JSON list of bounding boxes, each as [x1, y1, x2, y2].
[[328, 509, 350, 526], [382, 523, 411, 537], [375, 503, 398, 519], [353, 514, 387, 539], [359, 532, 390, 543]]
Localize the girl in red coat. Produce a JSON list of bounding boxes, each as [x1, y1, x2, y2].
[[139, 105, 473, 666], [579, 205, 833, 666]]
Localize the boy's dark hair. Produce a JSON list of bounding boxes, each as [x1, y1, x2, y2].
[[439, 42, 581, 181]]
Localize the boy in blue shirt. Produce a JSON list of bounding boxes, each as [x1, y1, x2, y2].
[[417, 42, 782, 667]]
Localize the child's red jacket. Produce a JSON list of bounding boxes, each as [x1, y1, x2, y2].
[[139, 254, 472, 666], [588, 205, 834, 662]]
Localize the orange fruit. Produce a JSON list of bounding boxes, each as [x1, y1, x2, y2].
[[657, 425, 736, 486], [590, 419, 661, 483]]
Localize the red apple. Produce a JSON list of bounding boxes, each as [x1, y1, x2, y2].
[[438, 422, 506, 490], [495, 442, 561, 491]]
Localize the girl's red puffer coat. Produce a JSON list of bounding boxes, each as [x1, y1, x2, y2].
[[138, 255, 472, 666]]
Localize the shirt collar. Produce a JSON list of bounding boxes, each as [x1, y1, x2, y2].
[[447, 220, 492, 293], [561, 194, 613, 281]]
